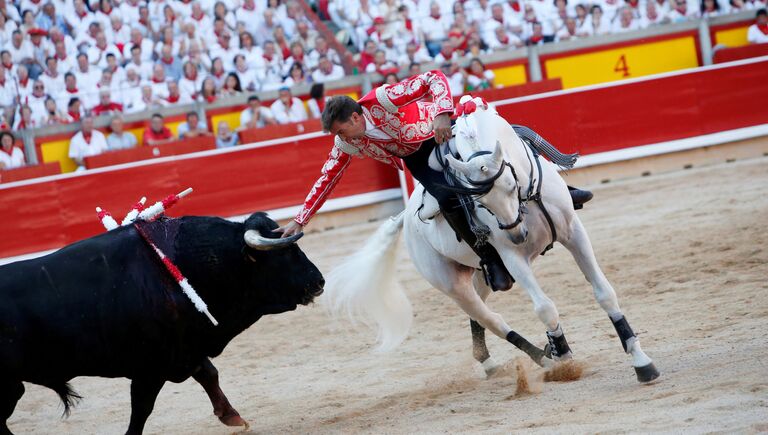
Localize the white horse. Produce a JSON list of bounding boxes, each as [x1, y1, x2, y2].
[[324, 97, 660, 383]]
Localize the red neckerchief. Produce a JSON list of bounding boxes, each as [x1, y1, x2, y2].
[[0, 146, 12, 156], [405, 18, 412, 31], [152, 76, 164, 83], [431, 13, 441, 20], [213, 70, 224, 78], [185, 71, 197, 80], [18, 120, 26, 129], [530, 35, 543, 43], [293, 53, 304, 62], [494, 16, 504, 24], [263, 53, 273, 61], [139, 17, 147, 25], [284, 98, 292, 108], [243, 1, 255, 10], [205, 95, 216, 103], [68, 110, 80, 121], [510, 1, 521, 12], [192, 11, 204, 21], [161, 56, 174, 65], [759, 23, 768, 35], [67, 87, 78, 93], [78, 10, 88, 18], [166, 94, 180, 103], [499, 34, 509, 44], [83, 131, 92, 144], [19, 77, 29, 87], [56, 53, 67, 61], [2, 61, 12, 69]]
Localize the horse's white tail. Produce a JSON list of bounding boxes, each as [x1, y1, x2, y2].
[[322, 212, 412, 352]]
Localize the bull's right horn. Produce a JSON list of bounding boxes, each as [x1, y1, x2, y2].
[[244, 230, 303, 250]]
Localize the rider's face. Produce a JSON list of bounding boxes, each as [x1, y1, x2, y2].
[[331, 112, 366, 142]]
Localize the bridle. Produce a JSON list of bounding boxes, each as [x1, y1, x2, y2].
[[439, 147, 536, 231]]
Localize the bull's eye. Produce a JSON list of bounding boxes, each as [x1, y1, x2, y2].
[[480, 165, 488, 172]]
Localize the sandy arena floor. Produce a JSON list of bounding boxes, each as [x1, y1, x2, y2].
[[9, 156, 768, 434]]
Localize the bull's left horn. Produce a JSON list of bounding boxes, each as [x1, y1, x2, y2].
[[244, 230, 303, 250]]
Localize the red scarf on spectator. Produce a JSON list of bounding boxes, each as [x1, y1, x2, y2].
[[0, 146, 12, 156], [152, 76, 164, 83], [82, 131, 92, 144], [166, 94, 180, 103], [404, 19, 412, 31], [192, 11, 205, 21], [509, 1, 521, 12], [66, 87, 78, 93], [2, 61, 12, 70], [205, 95, 216, 103], [68, 110, 80, 122], [430, 12, 441, 20], [263, 53, 273, 62], [498, 34, 509, 44], [530, 35, 543, 43], [212, 70, 224, 79], [359, 51, 375, 69], [161, 56, 174, 65], [243, 1, 255, 10], [78, 9, 88, 18], [759, 23, 768, 35]]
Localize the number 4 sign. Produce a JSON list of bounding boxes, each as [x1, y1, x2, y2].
[[614, 55, 631, 77]]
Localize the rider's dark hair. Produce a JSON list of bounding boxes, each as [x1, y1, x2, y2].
[[321, 95, 362, 132]]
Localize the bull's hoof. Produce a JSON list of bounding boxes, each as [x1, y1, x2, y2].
[[219, 412, 248, 427], [634, 362, 660, 383]]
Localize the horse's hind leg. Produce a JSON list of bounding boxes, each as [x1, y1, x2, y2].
[[561, 216, 660, 383], [0, 379, 24, 435]]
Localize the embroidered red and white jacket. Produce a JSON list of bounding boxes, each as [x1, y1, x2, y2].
[[295, 70, 454, 226]]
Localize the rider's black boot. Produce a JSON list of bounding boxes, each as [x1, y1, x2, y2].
[[442, 208, 515, 291], [568, 186, 593, 210]]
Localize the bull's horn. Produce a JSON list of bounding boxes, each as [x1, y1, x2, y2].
[[244, 230, 303, 250]]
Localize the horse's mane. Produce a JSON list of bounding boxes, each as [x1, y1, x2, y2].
[[454, 97, 506, 157]]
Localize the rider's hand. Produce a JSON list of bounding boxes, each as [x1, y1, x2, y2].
[[433, 113, 452, 144], [274, 220, 304, 238]]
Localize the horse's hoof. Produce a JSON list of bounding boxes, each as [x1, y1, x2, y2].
[[482, 358, 501, 378], [634, 362, 660, 383], [219, 412, 248, 427]]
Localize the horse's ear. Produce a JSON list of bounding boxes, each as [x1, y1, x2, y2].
[[493, 140, 504, 162], [446, 154, 472, 177]]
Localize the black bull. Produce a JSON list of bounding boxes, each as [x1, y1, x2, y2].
[[0, 212, 324, 435]]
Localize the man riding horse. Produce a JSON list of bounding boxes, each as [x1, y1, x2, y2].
[[276, 70, 593, 291]]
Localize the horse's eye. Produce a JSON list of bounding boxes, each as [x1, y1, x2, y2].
[[480, 165, 488, 172]]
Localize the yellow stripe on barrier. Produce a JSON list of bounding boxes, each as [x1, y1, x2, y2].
[[493, 64, 528, 87], [41, 139, 77, 173], [714, 26, 749, 47], [544, 36, 699, 89]]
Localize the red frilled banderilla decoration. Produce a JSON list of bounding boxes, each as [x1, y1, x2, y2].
[[95, 188, 219, 326]]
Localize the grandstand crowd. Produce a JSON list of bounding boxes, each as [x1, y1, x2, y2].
[[0, 0, 766, 171]]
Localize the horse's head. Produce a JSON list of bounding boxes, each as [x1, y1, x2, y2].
[[445, 98, 528, 244]]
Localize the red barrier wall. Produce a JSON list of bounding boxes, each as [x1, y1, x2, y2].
[[2, 58, 767, 259], [496, 58, 768, 155], [0, 135, 399, 258]]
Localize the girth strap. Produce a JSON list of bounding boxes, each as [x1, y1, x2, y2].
[[525, 140, 557, 255]]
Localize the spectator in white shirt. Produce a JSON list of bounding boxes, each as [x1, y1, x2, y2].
[[0, 65, 16, 122], [422, 1, 450, 56], [0, 130, 25, 170], [125, 45, 153, 81], [107, 15, 131, 46], [106, 114, 138, 151], [305, 83, 326, 119], [612, 7, 641, 33], [39, 56, 65, 97], [177, 111, 212, 138], [311, 55, 345, 83], [239, 95, 276, 129], [128, 28, 155, 63], [641, 1, 669, 28], [556, 17, 580, 41], [69, 115, 108, 170], [589, 5, 612, 36], [439, 61, 465, 96], [667, 0, 698, 22], [748, 9, 768, 44], [270, 86, 308, 124], [233, 54, 259, 92]]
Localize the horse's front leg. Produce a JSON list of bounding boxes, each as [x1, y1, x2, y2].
[[561, 216, 660, 383], [448, 272, 550, 368], [504, 254, 574, 361], [469, 271, 501, 376]]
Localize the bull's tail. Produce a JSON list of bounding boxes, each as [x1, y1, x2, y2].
[[51, 382, 82, 417], [322, 212, 412, 352]]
